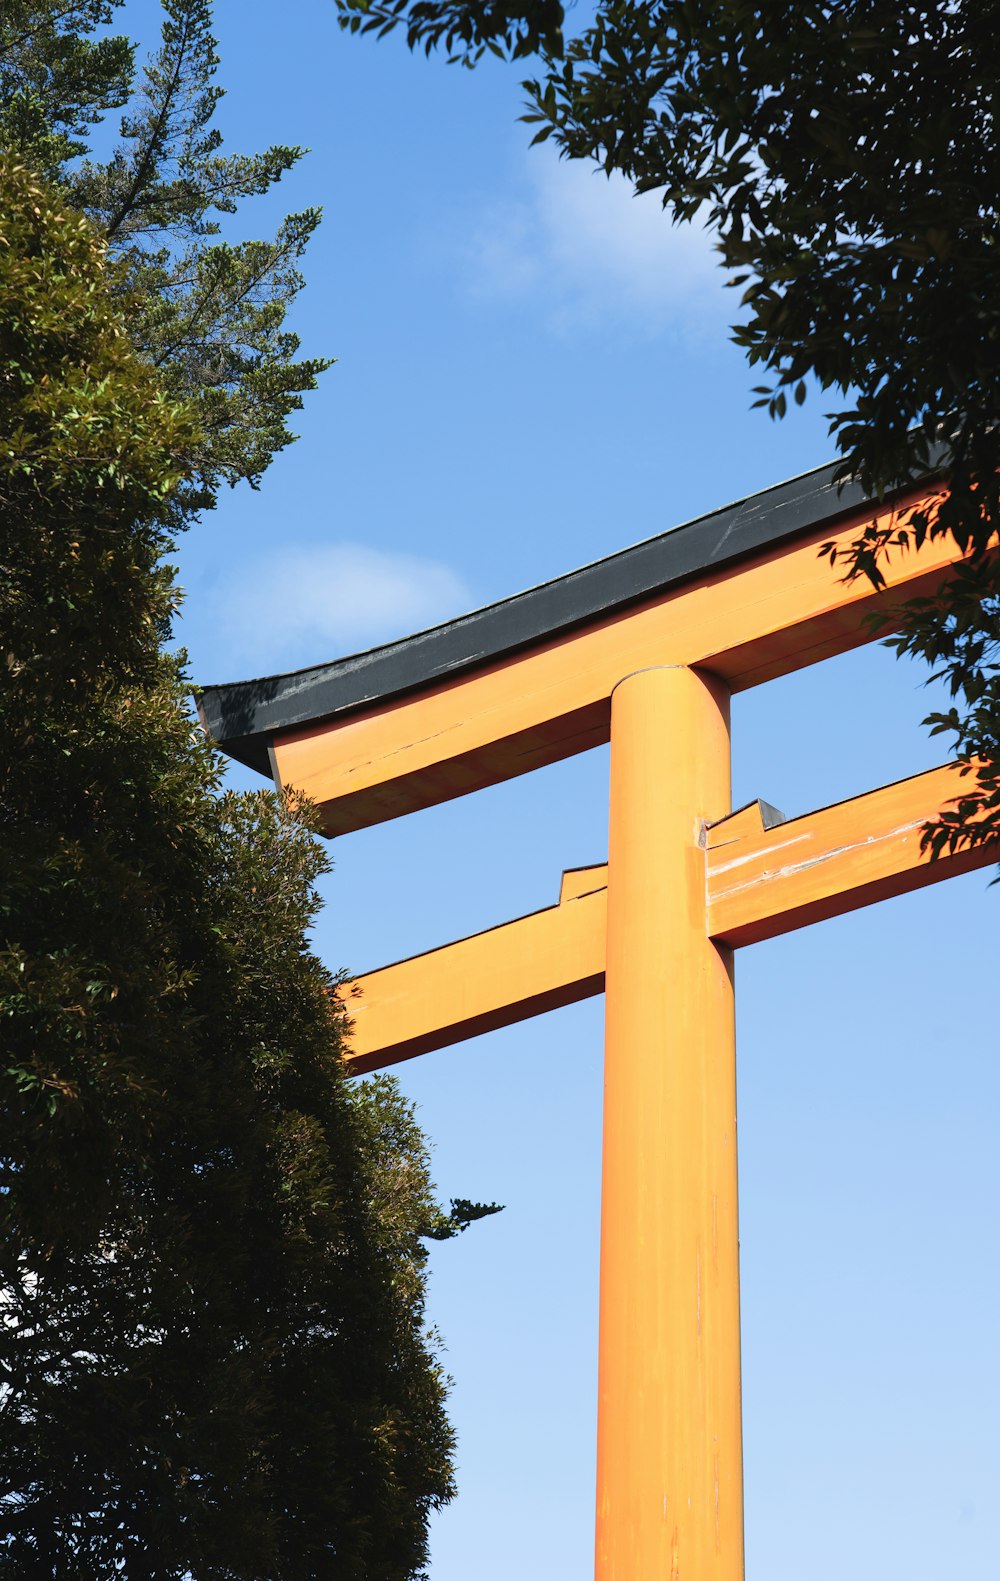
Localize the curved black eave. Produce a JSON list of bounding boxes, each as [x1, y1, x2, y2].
[[197, 457, 892, 778]]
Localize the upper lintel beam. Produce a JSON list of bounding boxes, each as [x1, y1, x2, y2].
[[273, 493, 958, 835]]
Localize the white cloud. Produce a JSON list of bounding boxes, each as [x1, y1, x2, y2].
[[464, 153, 730, 336], [213, 542, 474, 673]]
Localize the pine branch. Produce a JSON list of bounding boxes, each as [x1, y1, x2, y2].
[[103, 2, 200, 240]]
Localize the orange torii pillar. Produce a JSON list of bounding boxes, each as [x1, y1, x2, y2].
[[599, 667, 741, 1580]]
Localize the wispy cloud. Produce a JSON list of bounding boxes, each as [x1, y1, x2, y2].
[[463, 153, 730, 337], [207, 542, 474, 674]]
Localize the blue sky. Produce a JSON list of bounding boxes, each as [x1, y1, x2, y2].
[[118, 2, 1000, 1574]]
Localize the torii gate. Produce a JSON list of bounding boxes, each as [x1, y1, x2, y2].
[[200, 457, 995, 1580]]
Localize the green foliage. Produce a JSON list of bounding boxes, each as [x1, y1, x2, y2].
[[2, 0, 328, 508], [335, 0, 1000, 853], [888, 559, 1000, 861], [337, 0, 563, 61], [0, 159, 459, 1578], [0, 2, 133, 174]]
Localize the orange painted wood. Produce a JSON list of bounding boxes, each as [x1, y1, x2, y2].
[[706, 760, 996, 946], [559, 864, 608, 903], [341, 761, 993, 1072], [343, 882, 606, 1074], [272, 492, 959, 834], [597, 667, 742, 1581]]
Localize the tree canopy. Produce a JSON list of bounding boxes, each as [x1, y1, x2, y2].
[[0, 5, 502, 1570], [0, 154, 471, 1578], [336, 0, 1000, 854]]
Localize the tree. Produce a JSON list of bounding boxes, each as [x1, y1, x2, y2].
[[335, 0, 1000, 856], [1, 0, 327, 509], [0, 5, 502, 1569], [0, 155, 478, 1578]]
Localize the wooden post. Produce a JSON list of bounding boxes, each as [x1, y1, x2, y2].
[[596, 665, 743, 1581]]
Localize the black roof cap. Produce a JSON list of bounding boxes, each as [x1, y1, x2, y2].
[[198, 456, 879, 776]]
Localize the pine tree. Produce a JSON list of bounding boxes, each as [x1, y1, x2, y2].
[[1, 0, 327, 506]]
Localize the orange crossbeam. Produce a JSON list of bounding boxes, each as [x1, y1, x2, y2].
[[706, 761, 993, 945], [343, 867, 608, 1075], [342, 761, 994, 1072], [275, 492, 960, 835]]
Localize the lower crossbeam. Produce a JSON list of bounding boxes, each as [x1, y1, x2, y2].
[[342, 760, 995, 1073]]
